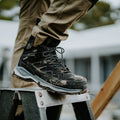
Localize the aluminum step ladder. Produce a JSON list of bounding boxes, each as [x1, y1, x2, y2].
[[0, 88, 95, 120]]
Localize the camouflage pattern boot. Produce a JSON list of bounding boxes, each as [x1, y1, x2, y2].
[[14, 35, 87, 94]]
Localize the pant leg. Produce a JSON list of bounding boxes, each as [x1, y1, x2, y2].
[[11, 0, 50, 88], [32, 0, 96, 46]]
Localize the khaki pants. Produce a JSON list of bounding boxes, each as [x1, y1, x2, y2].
[[11, 0, 93, 88], [11, 0, 95, 116]]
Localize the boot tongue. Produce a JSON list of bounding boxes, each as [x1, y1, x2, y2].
[[24, 35, 35, 50], [42, 37, 61, 47]]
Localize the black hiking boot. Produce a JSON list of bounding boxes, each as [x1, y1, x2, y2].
[[14, 36, 87, 94]]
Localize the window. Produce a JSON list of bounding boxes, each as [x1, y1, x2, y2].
[[75, 58, 91, 82]]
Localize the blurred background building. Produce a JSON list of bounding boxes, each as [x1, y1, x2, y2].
[[0, 0, 120, 120]]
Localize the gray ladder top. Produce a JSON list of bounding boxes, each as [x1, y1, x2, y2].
[[0, 88, 90, 108]]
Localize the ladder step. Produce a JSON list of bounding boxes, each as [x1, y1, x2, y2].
[[0, 88, 90, 108], [0, 88, 94, 120]]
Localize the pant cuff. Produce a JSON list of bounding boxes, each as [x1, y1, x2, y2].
[[87, 0, 99, 10], [88, 0, 99, 5]]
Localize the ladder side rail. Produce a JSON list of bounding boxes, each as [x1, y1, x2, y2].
[[73, 101, 95, 120], [20, 92, 41, 120], [46, 105, 62, 120], [91, 61, 120, 119], [0, 91, 15, 120]]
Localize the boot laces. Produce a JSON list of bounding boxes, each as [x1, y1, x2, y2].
[[43, 47, 70, 73]]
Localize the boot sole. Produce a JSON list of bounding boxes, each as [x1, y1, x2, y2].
[[14, 65, 87, 95]]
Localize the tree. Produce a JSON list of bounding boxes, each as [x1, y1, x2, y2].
[[0, 0, 18, 20], [0, 0, 119, 29], [71, 1, 119, 30]]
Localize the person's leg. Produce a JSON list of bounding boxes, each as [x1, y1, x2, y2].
[[32, 0, 98, 46], [13, 0, 98, 94], [11, 0, 51, 117], [11, 0, 50, 88]]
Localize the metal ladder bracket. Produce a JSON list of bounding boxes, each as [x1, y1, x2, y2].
[[35, 90, 90, 108]]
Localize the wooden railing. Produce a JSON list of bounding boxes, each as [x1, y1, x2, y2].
[[91, 61, 120, 119]]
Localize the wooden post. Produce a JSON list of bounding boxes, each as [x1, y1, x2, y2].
[[91, 61, 120, 119]]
